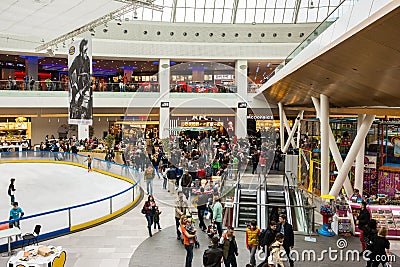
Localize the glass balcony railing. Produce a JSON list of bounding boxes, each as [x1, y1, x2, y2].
[[0, 80, 263, 94], [0, 80, 160, 92]]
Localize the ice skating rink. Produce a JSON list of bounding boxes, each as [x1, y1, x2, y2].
[[0, 163, 133, 224]]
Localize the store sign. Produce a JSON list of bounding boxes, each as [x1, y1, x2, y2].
[[214, 74, 234, 80], [364, 155, 377, 169], [160, 102, 169, 108], [247, 115, 274, 120], [191, 115, 210, 120], [181, 121, 223, 127], [238, 102, 247, 108]]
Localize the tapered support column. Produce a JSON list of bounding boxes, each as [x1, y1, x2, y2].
[[159, 59, 170, 139], [320, 94, 330, 196], [282, 111, 303, 153], [312, 97, 353, 197], [78, 125, 89, 140], [278, 102, 284, 149], [330, 115, 375, 196], [297, 111, 303, 149], [355, 114, 366, 193]]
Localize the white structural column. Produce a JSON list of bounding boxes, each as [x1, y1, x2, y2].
[[278, 102, 285, 149], [330, 115, 375, 196], [312, 97, 353, 197], [282, 110, 304, 153], [320, 94, 330, 196], [297, 110, 303, 149], [355, 114, 367, 193], [235, 60, 248, 138], [78, 125, 89, 141], [158, 58, 170, 139], [278, 102, 297, 149]]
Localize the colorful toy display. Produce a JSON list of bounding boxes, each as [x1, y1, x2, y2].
[[318, 204, 335, 237]]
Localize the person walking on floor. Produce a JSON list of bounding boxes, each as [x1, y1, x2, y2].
[[357, 201, 371, 252], [144, 165, 155, 195], [153, 206, 162, 230], [276, 214, 294, 267], [181, 215, 196, 267], [219, 226, 239, 267], [203, 235, 223, 267], [212, 196, 223, 237], [246, 220, 260, 267], [84, 155, 92, 172], [175, 190, 190, 240], [142, 195, 156, 237], [257, 221, 278, 267], [370, 226, 392, 267], [251, 151, 259, 175], [8, 178, 16, 205], [197, 187, 209, 231], [267, 233, 285, 267], [181, 169, 192, 200]]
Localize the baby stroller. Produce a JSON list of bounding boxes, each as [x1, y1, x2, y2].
[[207, 222, 217, 239]]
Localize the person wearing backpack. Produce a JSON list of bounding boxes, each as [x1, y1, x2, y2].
[[219, 226, 239, 267], [257, 221, 278, 267]]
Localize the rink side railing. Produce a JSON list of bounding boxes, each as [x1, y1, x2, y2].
[[0, 151, 143, 252]]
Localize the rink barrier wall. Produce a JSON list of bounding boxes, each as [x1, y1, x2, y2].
[[0, 153, 143, 252]]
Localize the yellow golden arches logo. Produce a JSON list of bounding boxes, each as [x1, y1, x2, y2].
[[52, 251, 66, 267], [69, 46, 75, 55]]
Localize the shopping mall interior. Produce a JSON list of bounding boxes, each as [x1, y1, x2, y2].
[[0, 0, 399, 266]]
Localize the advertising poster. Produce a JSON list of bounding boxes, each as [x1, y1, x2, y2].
[[392, 136, 400, 157], [68, 38, 93, 125]]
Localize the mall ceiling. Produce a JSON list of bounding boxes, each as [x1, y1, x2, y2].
[[261, 6, 400, 108], [0, 0, 341, 41]]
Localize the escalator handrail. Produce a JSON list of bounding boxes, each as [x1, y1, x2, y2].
[[283, 173, 293, 226]]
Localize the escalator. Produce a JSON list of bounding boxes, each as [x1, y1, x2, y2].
[[265, 184, 289, 224], [236, 189, 258, 228]]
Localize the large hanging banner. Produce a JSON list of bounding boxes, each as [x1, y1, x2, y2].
[[68, 38, 93, 125]]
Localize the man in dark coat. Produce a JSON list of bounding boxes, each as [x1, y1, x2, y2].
[[277, 214, 294, 267], [357, 201, 371, 252], [257, 220, 278, 267], [203, 236, 223, 267], [181, 169, 192, 199]]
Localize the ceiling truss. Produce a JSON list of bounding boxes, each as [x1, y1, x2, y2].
[[35, 0, 163, 52]]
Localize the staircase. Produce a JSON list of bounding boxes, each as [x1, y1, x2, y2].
[[237, 189, 258, 228]]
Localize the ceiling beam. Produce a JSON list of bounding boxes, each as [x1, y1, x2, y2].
[[284, 107, 400, 116], [232, 0, 239, 24], [293, 0, 302, 23], [35, 0, 163, 52], [171, 0, 178, 23]]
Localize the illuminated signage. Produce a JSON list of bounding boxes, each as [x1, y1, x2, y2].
[[247, 115, 274, 120], [181, 121, 224, 127], [238, 102, 247, 108]]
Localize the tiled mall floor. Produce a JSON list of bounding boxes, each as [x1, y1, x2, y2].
[[1, 173, 399, 267]]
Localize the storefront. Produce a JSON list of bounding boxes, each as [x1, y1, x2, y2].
[[110, 115, 160, 142], [0, 117, 31, 150]]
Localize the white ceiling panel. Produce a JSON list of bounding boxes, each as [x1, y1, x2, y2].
[[0, 0, 124, 39]]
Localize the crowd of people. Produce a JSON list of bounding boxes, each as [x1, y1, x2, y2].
[[145, 186, 296, 267]]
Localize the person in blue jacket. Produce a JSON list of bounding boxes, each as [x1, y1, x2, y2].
[[10, 202, 24, 229]]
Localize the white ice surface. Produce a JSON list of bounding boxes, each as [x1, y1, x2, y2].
[[0, 163, 133, 236]]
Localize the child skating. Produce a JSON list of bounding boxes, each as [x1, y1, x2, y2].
[[84, 155, 92, 172]]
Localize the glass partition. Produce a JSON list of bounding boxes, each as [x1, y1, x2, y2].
[[0, 151, 142, 250]]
